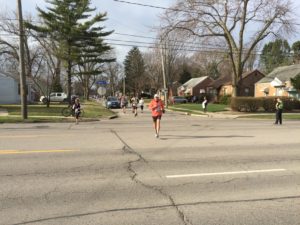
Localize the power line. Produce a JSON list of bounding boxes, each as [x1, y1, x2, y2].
[[0, 31, 289, 56], [112, 0, 300, 26], [105, 38, 229, 50], [107, 42, 271, 57]]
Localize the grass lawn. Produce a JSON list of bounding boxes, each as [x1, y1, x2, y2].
[[169, 103, 229, 113], [0, 101, 115, 123]]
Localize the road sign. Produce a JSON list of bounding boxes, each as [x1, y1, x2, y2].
[[97, 87, 106, 95], [96, 80, 108, 85]]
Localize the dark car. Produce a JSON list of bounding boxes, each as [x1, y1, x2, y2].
[[171, 96, 188, 104], [105, 96, 120, 109]]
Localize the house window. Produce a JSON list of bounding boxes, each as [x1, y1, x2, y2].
[[245, 88, 249, 96], [276, 87, 284, 96]]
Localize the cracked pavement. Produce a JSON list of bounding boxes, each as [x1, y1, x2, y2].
[[0, 109, 300, 225]]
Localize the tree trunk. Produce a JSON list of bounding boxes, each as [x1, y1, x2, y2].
[[67, 59, 72, 104], [84, 77, 89, 100]]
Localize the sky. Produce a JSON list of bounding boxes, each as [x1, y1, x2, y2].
[[0, 0, 300, 62]]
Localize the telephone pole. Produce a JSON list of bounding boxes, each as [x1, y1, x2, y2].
[[160, 39, 168, 108], [17, 0, 28, 119]]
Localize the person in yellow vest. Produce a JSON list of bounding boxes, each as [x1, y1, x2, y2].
[[274, 97, 283, 125]]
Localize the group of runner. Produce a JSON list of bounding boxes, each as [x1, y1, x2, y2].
[[120, 94, 165, 138]]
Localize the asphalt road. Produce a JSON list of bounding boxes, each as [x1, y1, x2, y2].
[[0, 109, 300, 225]]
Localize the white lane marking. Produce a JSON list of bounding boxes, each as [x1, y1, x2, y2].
[[166, 169, 286, 179]]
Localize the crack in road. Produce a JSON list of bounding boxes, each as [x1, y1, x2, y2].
[[10, 195, 300, 225], [111, 129, 193, 225]]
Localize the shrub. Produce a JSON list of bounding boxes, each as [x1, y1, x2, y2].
[[231, 97, 261, 112], [262, 96, 300, 111], [232, 96, 300, 112], [219, 95, 231, 105], [262, 97, 276, 112]]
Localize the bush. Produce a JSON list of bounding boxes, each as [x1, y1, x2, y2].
[[231, 97, 261, 112], [231, 96, 300, 112], [262, 97, 276, 112], [219, 95, 231, 105]]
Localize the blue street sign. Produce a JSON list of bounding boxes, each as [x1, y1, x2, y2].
[[96, 80, 108, 85]]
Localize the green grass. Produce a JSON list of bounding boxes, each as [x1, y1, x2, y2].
[[0, 101, 115, 123], [0, 116, 73, 123], [169, 103, 229, 113], [3, 104, 64, 116]]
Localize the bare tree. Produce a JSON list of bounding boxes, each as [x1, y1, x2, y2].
[[162, 0, 295, 96], [0, 12, 57, 103], [103, 61, 123, 96], [143, 50, 163, 92], [0, 12, 65, 108]]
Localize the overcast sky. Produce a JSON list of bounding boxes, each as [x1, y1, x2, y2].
[[0, 0, 300, 62]]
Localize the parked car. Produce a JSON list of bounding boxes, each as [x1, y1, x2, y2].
[[104, 96, 120, 109], [40, 92, 68, 104], [171, 96, 188, 104]]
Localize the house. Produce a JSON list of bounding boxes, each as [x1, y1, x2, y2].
[[0, 71, 34, 104], [255, 64, 300, 99], [209, 69, 265, 98], [177, 76, 214, 96]]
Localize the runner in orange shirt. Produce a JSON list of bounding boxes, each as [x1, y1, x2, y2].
[[148, 94, 165, 138]]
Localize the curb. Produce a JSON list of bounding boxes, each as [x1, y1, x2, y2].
[[108, 115, 118, 119]]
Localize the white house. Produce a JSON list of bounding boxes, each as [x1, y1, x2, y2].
[[0, 71, 33, 104]]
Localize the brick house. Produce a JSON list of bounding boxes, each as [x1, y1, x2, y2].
[[255, 64, 300, 99], [177, 76, 214, 97], [209, 69, 265, 99]]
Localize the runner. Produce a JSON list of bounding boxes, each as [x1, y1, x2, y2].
[[72, 98, 81, 125], [131, 96, 138, 117], [120, 95, 127, 114], [148, 94, 165, 138], [139, 97, 144, 113]]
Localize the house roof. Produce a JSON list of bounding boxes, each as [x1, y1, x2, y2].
[[209, 74, 231, 89], [180, 76, 209, 89], [210, 69, 264, 89], [241, 69, 264, 79], [257, 64, 300, 83], [0, 71, 19, 81]]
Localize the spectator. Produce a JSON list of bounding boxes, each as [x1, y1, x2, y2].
[[274, 97, 283, 125], [202, 96, 208, 113]]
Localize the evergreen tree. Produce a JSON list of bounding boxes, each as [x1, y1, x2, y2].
[[51, 76, 63, 92], [206, 61, 220, 80], [292, 41, 300, 64], [73, 11, 115, 100], [26, 0, 113, 102], [260, 39, 291, 73], [179, 65, 192, 84], [123, 47, 145, 95], [290, 74, 300, 90]]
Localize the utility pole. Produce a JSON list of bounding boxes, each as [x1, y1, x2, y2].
[[17, 0, 27, 119], [123, 75, 126, 96], [160, 39, 168, 108]]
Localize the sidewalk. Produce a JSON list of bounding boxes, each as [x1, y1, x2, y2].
[[0, 108, 8, 116], [167, 106, 241, 119]]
